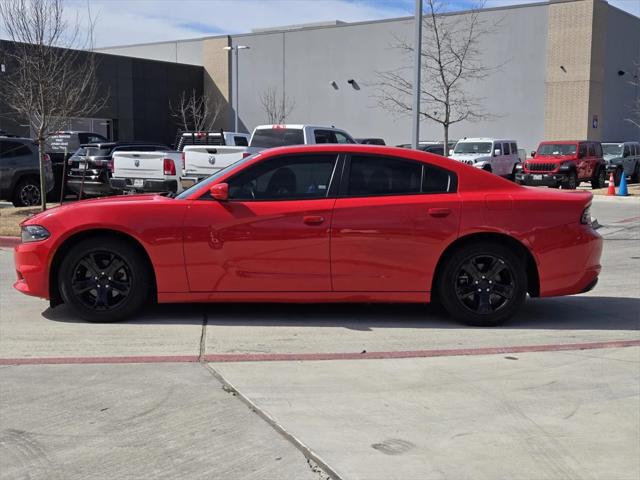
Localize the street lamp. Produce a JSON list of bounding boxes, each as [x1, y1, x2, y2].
[[223, 45, 250, 132]]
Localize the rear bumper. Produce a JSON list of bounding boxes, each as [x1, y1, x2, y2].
[[515, 172, 566, 187], [13, 240, 51, 299], [110, 178, 178, 193], [67, 180, 114, 197], [538, 224, 603, 297]]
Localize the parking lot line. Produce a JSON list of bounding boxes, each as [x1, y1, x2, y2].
[[1, 339, 638, 366]]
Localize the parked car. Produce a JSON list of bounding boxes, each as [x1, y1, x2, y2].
[[0, 137, 54, 206], [45, 131, 108, 201], [66, 142, 171, 197], [183, 125, 357, 185], [602, 141, 640, 185], [110, 150, 183, 194], [396, 141, 457, 155], [182, 131, 251, 185], [516, 140, 606, 190], [15, 145, 601, 327], [450, 138, 521, 177], [356, 138, 386, 145]]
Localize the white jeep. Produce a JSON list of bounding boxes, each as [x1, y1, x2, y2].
[[450, 138, 521, 178]]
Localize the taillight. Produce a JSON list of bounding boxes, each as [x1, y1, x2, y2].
[[242, 152, 252, 159], [163, 158, 176, 176], [180, 152, 185, 170], [43, 154, 51, 164], [107, 159, 114, 171]]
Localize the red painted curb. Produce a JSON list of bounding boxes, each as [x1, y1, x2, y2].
[[0, 236, 20, 248], [0, 339, 638, 366]]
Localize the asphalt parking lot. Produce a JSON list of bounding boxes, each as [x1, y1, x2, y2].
[[1, 197, 639, 480]]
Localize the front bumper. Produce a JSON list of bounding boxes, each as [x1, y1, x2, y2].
[[110, 178, 178, 193], [515, 172, 566, 187], [14, 240, 51, 299]]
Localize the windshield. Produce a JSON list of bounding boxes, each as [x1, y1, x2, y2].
[[453, 142, 492, 154], [250, 128, 304, 148], [175, 154, 260, 199], [602, 144, 623, 156], [536, 143, 577, 156]]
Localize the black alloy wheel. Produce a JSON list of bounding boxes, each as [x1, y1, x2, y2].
[[591, 168, 606, 189], [437, 242, 527, 326], [58, 237, 151, 322], [564, 171, 578, 190], [13, 179, 41, 207]]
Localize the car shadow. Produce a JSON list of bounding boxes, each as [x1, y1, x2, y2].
[[42, 296, 640, 331]]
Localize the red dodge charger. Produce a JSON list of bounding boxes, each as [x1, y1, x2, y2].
[[14, 145, 602, 326]]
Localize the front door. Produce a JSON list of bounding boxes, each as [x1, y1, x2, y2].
[[331, 154, 460, 292], [183, 153, 339, 292]]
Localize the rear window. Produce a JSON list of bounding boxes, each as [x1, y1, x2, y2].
[[234, 136, 249, 147], [250, 128, 304, 148], [537, 143, 577, 156], [74, 146, 114, 157]]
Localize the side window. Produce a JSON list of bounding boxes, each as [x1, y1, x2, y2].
[[0, 141, 32, 158], [511, 142, 517, 154], [334, 131, 355, 144], [493, 143, 501, 155], [579, 143, 587, 157], [234, 136, 248, 147], [623, 145, 631, 157], [228, 154, 337, 201], [502, 142, 511, 155], [347, 155, 422, 196], [314, 130, 333, 144], [588, 143, 596, 156], [423, 164, 457, 193]]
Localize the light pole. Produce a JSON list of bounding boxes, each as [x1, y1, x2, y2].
[[411, 0, 423, 150], [223, 45, 250, 132]]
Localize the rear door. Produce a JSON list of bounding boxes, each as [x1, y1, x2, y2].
[[577, 143, 589, 179], [331, 154, 460, 292]]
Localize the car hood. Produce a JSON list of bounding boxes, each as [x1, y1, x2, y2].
[[450, 154, 491, 162], [530, 154, 575, 162]]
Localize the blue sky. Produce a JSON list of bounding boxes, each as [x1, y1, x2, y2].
[[2, 0, 639, 47]]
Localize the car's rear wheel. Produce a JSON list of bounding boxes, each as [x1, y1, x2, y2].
[[591, 167, 606, 189], [631, 163, 640, 184], [12, 177, 42, 207], [563, 171, 578, 190], [483, 165, 492, 173], [437, 242, 527, 326], [58, 237, 151, 322]]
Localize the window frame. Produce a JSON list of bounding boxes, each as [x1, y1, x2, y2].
[[221, 152, 344, 202], [338, 153, 458, 198]]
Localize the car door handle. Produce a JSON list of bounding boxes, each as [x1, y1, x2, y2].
[[303, 215, 325, 225], [428, 208, 452, 218]]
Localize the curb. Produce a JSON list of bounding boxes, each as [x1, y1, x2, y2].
[[0, 236, 19, 248], [592, 195, 640, 203]]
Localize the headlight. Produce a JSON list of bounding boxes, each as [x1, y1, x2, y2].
[[21, 225, 50, 243], [515, 163, 524, 171], [580, 206, 592, 225]]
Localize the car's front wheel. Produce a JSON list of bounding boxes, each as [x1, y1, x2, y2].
[[437, 242, 527, 326], [12, 177, 42, 207], [563, 171, 578, 190], [58, 237, 152, 322]]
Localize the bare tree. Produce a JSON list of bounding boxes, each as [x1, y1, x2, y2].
[[626, 61, 640, 130], [260, 87, 295, 124], [0, 0, 106, 210], [169, 89, 224, 132], [374, 0, 498, 155]]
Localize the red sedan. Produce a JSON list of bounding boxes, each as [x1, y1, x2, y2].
[[14, 145, 602, 326]]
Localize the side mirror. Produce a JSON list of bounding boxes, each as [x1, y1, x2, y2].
[[494, 149, 501, 157], [210, 183, 229, 201], [448, 149, 454, 156], [530, 151, 536, 158]]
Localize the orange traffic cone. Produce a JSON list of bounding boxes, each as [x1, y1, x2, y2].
[[607, 172, 616, 195]]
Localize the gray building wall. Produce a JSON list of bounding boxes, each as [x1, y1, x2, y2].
[[97, 39, 204, 66], [231, 3, 549, 152], [602, 6, 640, 141]]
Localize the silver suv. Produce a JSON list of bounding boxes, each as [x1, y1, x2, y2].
[[0, 137, 54, 206]]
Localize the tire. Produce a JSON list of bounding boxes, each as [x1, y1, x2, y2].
[[591, 167, 606, 189], [631, 162, 640, 184], [437, 242, 527, 326], [483, 165, 492, 173], [58, 237, 152, 322], [12, 177, 42, 207], [563, 171, 578, 190]]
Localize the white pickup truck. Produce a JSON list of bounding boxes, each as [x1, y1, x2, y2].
[[182, 125, 356, 185], [182, 131, 251, 185], [110, 150, 183, 194]]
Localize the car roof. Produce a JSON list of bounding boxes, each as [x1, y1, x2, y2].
[[457, 138, 515, 142], [253, 124, 346, 131], [0, 136, 33, 142], [78, 141, 166, 147]]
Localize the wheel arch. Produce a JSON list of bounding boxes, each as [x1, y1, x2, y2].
[[432, 232, 540, 299], [49, 228, 158, 307], [10, 171, 40, 195]]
